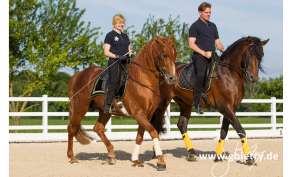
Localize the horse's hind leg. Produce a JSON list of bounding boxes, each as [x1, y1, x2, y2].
[[93, 112, 116, 164], [67, 100, 88, 163], [174, 97, 197, 161], [67, 121, 79, 163], [67, 113, 80, 163]]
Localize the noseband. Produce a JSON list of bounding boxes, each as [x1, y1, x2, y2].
[[241, 45, 259, 82]]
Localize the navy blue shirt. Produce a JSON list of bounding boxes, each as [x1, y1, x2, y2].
[[189, 18, 219, 57], [104, 30, 130, 61]]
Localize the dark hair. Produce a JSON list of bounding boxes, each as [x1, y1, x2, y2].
[[198, 2, 212, 12]]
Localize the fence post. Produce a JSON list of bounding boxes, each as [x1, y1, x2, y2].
[[42, 95, 48, 135], [165, 104, 171, 134], [106, 118, 112, 133], [219, 115, 224, 125], [271, 97, 277, 130]]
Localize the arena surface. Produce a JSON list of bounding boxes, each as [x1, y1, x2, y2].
[[10, 138, 282, 177]]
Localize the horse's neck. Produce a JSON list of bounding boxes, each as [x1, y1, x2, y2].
[[217, 48, 247, 96], [221, 49, 244, 68], [128, 50, 160, 87]]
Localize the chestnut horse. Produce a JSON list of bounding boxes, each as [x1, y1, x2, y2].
[[67, 36, 177, 170], [133, 36, 269, 165]]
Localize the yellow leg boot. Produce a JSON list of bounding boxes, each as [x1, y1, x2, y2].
[[214, 139, 225, 161], [183, 133, 193, 151], [215, 139, 225, 155], [241, 137, 255, 165], [241, 137, 250, 155], [182, 133, 197, 161]]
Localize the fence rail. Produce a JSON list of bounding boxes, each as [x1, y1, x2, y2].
[[9, 95, 283, 142]]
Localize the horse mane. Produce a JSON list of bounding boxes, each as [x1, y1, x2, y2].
[[220, 36, 264, 71], [134, 36, 163, 64]]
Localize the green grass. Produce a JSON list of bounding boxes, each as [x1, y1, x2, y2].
[[9, 116, 283, 126], [9, 116, 283, 133]]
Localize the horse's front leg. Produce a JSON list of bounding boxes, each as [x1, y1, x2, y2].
[[134, 113, 166, 171], [214, 116, 230, 162], [224, 108, 255, 165], [131, 125, 145, 167]]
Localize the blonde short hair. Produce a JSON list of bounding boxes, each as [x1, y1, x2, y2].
[[112, 14, 126, 25]]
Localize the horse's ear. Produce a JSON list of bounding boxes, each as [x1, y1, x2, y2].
[[261, 39, 270, 46], [154, 36, 163, 45]]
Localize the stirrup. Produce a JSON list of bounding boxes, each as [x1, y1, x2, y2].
[[201, 93, 208, 104], [195, 105, 204, 114], [115, 100, 130, 116], [104, 105, 111, 114]]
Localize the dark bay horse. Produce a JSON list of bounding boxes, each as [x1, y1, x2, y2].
[[133, 36, 269, 165], [67, 36, 177, 170]]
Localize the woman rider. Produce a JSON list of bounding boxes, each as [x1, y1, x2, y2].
[[103, 14, 132, 113]]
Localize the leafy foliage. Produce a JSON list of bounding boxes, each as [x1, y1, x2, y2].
[[128, 15, 192, 63], [9, 2, 282, 118]]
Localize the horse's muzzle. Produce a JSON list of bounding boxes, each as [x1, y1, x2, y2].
[[248, 74, 258, 83], [164, 74, 177, 85]]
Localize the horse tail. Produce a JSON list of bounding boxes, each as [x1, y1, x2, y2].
[[75, 126, 93, 145], [68, 101, 93, 145], [150, 108, 167, 134], [68, 75, 93, 145]]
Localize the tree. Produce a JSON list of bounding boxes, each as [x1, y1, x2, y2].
[[9, 0, 104, 124], [239, 76, 283, 112], [128, 15, 192, 63]]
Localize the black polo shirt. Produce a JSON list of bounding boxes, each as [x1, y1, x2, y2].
[[104, 30, 130, 60], [189, 18, 219, 57]]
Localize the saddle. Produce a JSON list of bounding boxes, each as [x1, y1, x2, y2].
[[178, 63, 195, 90], [178, 55, 219, 91], [90, 65, 128, 98]]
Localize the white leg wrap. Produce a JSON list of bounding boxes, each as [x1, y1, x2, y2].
[[131, 144, 140, 161], [153, 138, 163, 156]]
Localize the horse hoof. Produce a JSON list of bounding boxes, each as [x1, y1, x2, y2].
[[157, 163, 166, 171], [214, 155, 223, 162], [132, 160, 144, 167], [245, 155, 255, 165], [187, 149, 198, 161], [69, 157, 79, 164], [107, 157, 116, 165]]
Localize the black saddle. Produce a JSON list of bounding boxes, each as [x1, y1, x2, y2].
[[178, 63, 195, 90], [178, 56, 219, 91], [90, 67, 127, 98]]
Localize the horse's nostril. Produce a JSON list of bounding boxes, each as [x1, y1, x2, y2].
[[169, 76, 175, 80]]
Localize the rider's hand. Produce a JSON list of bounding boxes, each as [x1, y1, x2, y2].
[[204, 51, 212, 59], [128, 48, 133, 57], [119, 55, 128, 61]]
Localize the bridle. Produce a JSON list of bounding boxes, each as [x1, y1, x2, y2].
[[217, 44, 260, 83], [130, 52, 175, 79], [128, 49, 176, 95]]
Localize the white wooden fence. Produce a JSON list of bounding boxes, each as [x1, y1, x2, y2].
[[9, 95, 283, 142]]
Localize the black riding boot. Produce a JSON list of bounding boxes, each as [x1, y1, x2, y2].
[[104, 87, 115, 113], [192, 55, 210, 114], [193, 89, 208, 114]]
